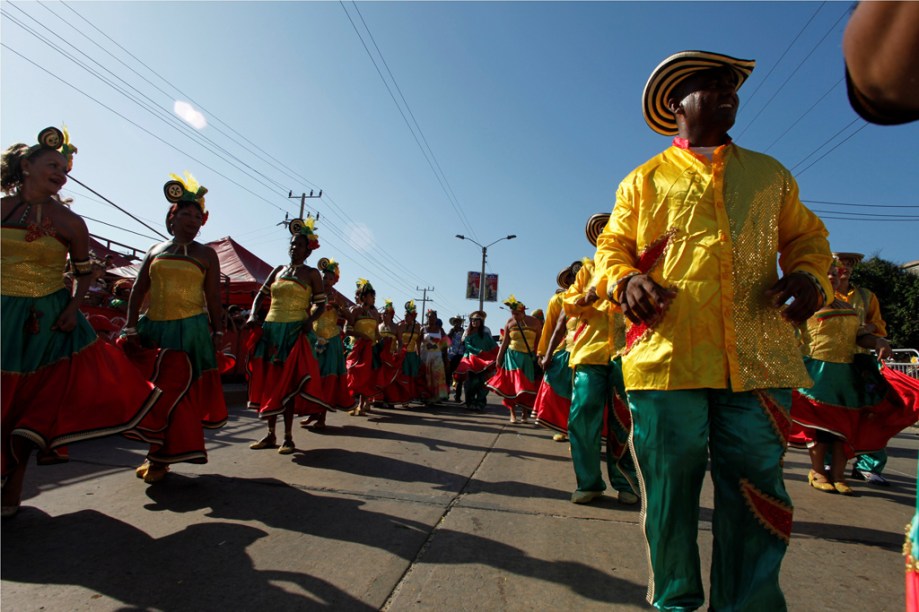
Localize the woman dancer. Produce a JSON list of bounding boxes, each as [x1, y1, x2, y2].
[[2, 127, 160, 516], [125, 172, 227, 483], [420, 310, 450, 404], [790, 262, 918, 494], [301, 257, 353, 428], [246, 220, 328, 453], [346, 279, 381, 416], [488, 295, 542, 423], [388, 301, 422, 405], [534, 262, 582, 440], [374, 299, 403, 406], [453, 311, 499, 412]]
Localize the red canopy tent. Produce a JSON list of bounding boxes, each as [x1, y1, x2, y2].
[[207, 236, 274, 307]]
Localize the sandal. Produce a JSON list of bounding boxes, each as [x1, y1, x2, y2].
[[135, 461, 150, 479], [143, 463, 169, 484], [808, 470, 835, 493], [278, 438, 295, 455], [834, 481, 854, 495], [249, 433, 278, 450]]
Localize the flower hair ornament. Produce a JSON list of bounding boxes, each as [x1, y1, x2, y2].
[[503, 294, 525, 312], [355, 277, 374, 296], [163, 171, 209, 225], [290, 214, 320, 249], [383, 299, 395, 313], [318, 257, 340, 277], [404, 300, 417, 314], [29, 126, 78, 172]]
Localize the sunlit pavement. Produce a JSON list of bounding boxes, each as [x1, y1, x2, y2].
[[2, 383, 915, 611]]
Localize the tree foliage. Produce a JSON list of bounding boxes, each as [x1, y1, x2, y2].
[[851, 256, 919, 350]]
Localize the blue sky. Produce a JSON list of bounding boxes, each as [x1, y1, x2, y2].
[[3, 1, 917, 324]]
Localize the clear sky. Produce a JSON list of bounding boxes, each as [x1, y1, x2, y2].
[[3, 1, 917, 325]]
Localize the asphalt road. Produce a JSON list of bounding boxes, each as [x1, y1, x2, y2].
[[2, 383, 915, 611]]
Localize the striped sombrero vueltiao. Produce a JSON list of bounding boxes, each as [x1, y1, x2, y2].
[[585, 213, 610, 247], [643, 51, 756, 136]]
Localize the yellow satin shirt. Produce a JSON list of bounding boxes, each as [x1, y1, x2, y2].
[[594, 142, 832, 392], [564, 260, 625, 366], [146, 255, 206, 321], [1, 228, 67, 298], [536, 293, 564, 356], [799, 309, 860, 364], [265, 277, 311, 323]]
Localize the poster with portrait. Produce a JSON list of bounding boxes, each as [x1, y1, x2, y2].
[[466, 272, 498, 302]]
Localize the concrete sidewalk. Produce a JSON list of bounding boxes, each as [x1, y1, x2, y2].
[[2, 383, 915, 611]]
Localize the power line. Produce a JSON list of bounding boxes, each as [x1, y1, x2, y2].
[[793, 121, 868, 176], [736, 4, 849, 139], [763, 78, 843, 153], [803, 199, 919, 209], [339, 0, 479, 241], [811, 208, 919, 219]]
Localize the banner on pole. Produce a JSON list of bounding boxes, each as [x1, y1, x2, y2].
[[466, 272, 498, 302]]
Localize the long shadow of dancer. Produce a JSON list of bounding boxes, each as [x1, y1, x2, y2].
[[1, 508, 374, 610]]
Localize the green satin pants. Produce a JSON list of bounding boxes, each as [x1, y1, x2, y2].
[[629, 388, 792, 611], [568, 363, 637, 495]]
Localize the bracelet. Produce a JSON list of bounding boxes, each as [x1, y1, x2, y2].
[[796, 270, 828, 308], [123, 327, 138, 336], [212, 330, 225, 336]]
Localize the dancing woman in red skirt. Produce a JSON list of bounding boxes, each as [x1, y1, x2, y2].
[[2, 127, 160, 516], [346, 279, 381, 416], [246, 219, 328, 454]]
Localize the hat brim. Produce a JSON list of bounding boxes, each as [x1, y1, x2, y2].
[[557, 267, 575, 289], [643, 51, 755, 136], [833, 252, 865, 264], [585, 213, 610, 247]]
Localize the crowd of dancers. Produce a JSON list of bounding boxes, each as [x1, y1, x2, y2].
[[4, 41, 919, 610]]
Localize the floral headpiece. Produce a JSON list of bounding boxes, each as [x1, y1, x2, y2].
[[503, 294, 525, 312], [164, 171, 209, 225], [318, 257, 339, 277], [355, 277, 374, 296], [383, 299, 394, 312], [531, 309, 544, 321], [404, 300, 417, 314], [29, 126, 78, 172], [292, 215, 320, 250]]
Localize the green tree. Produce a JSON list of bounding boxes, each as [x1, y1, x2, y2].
[[851, 256, 919, 350]]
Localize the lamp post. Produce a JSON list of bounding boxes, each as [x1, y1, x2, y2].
[[455, 234, 517, 312]]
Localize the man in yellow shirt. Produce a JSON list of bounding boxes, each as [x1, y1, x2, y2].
[[835, 251, 891, 486], [593, 51, 833, 610], [563, 244, 638, 507]]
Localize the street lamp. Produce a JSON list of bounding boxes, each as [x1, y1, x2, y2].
[[455, 234, 517, 312]]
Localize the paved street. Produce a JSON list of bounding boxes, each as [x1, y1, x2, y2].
[[2, 383, 915, 611]]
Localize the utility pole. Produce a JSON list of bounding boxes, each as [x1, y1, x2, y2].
[[285, 189, 323, 234], [416, 286, 435, 320]]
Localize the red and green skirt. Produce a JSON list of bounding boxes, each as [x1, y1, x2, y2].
[[1, 290, 160, 478], [790, 354, 919, 457], [346, 337, 379, 398], [386, 352, 420, 404], [487, 348, 539, 409], [453, 346, 498, 380], [534, 349, 572, 433], [133, 313, 227, 464], [247, 321, 330, 418], [375, 337, 403, 393], [312, 334, 354, 410]]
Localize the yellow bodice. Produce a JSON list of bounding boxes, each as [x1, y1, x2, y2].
[[401, 326, 420, 351], [314, 306, 341, 339], [1, 227, 67, 298], [379, 322, 398, 339], [508, 326, 537, 354], [265, 277, 311, 323], [800, 309, 860, 364], [354, 317, 379, 341], [146, 255, 206, 321]]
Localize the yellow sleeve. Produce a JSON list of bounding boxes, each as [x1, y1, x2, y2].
[[866, 291, 887, 337], [775, 173, 833, 304], [593, 177, 642, 302], [537, 294, 563, 355], [562, 263, 595, 317]]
